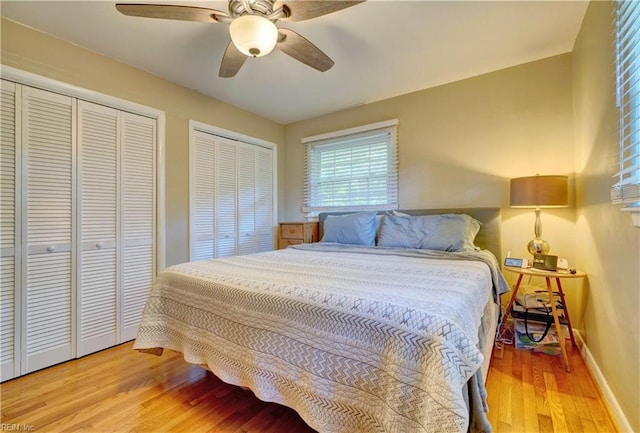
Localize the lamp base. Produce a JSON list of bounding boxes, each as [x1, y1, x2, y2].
[[527, 238, 550, 255]]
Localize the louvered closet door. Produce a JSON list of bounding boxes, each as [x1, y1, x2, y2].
[[120, 112, 155, 341], [215, 138, 237, 258], [236, 144, 273, 254], [255, 147, 274, 252], [77, 101, 118, 356], [237, 143, 257, 255], [22, 86, 75, 373], [0, 80, 19, 381], [191, 131, 215, 261]]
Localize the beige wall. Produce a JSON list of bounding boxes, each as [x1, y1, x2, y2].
[[572, 2, 639, 431], [1, 18, 285, 267], [284, 53, 582, 320]]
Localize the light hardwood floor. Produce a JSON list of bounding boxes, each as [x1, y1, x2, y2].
[[486, 343, 617, 432], [1, 341, 617, 432]]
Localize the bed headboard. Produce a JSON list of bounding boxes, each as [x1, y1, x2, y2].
[[318, 208, 503, 261]]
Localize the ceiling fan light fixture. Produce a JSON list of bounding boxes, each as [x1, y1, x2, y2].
[[229, 14, 278, 58]]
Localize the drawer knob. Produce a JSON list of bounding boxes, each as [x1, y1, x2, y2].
[[289, 229, 295, 233]]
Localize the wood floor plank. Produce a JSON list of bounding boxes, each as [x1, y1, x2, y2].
[[531, 349, 552, 418], [1, 341, 618, 433], [550, 354, 582, 433], [538, 414, 555, 433], [237, 404, 286, 433], [520, 350, 540, 432], [585, 394, 620, 433], [543, 372, 569, 432], [485, 346, 502, 428], [497, 347, 513, 428], [509, 348, 525, 432]]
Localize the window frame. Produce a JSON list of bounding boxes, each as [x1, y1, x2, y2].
[[613, 0, 640, 227], [302, 119, 399, 217]]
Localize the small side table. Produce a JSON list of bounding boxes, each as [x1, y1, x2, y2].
[[278, 222, 319, 249], [502, 266, 586, 372]]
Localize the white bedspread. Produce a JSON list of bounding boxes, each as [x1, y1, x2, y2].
[[134, 244, 508, 433]]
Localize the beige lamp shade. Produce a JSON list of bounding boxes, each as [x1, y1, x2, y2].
[[510, 174, 568, 255], [510, 175, 568, 208]]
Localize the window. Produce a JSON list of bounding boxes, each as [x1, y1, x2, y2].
[[302, 119, 398, 216], [613, 1, 640, 209]]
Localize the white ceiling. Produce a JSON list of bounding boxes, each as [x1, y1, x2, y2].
[[1, 0, 588, 124]]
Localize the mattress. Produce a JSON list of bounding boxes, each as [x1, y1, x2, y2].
[[134, 243, 508, 433]]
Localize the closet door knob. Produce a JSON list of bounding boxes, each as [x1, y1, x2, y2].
[[96, 242, 103, 249], [46, 246, 55, 253]]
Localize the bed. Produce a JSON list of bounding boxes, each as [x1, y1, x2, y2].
[[134, 208, 509, 433]]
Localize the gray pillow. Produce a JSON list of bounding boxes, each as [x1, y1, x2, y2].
[[322, 211, 378, 246], [376, 213, 419, 249], [378, 213, 481, 251]]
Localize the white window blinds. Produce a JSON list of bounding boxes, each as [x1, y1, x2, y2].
[[303, 120, 398, 215], [613, 1, 640, 207]]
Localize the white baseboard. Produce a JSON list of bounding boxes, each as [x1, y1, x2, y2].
[[574, 330, 635, 432]]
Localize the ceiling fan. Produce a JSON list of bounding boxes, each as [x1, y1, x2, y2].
[[115, 0, 365, 78]]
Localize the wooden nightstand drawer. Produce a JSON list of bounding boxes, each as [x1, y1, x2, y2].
[[278, 222, 319, 249], [279, 238, 303, 248], [280, 223, 304, 239]]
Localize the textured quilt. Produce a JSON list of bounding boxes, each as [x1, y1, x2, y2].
[[134, 243, 508, 433]]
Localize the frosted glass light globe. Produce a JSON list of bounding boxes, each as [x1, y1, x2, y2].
[[230, 15, 278, 58]]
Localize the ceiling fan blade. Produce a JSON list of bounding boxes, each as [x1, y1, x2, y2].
[[219, 42, 248, 78], [277, 1, 365, 22], [277, 29, 334, 72], [115, 4, 228, 23]]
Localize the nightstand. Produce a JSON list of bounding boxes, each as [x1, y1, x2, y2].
[[502, 266, 586, 372], [278, 222, 319, 249]]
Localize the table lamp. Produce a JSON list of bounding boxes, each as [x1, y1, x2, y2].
[[510, 174, 568, 255]]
